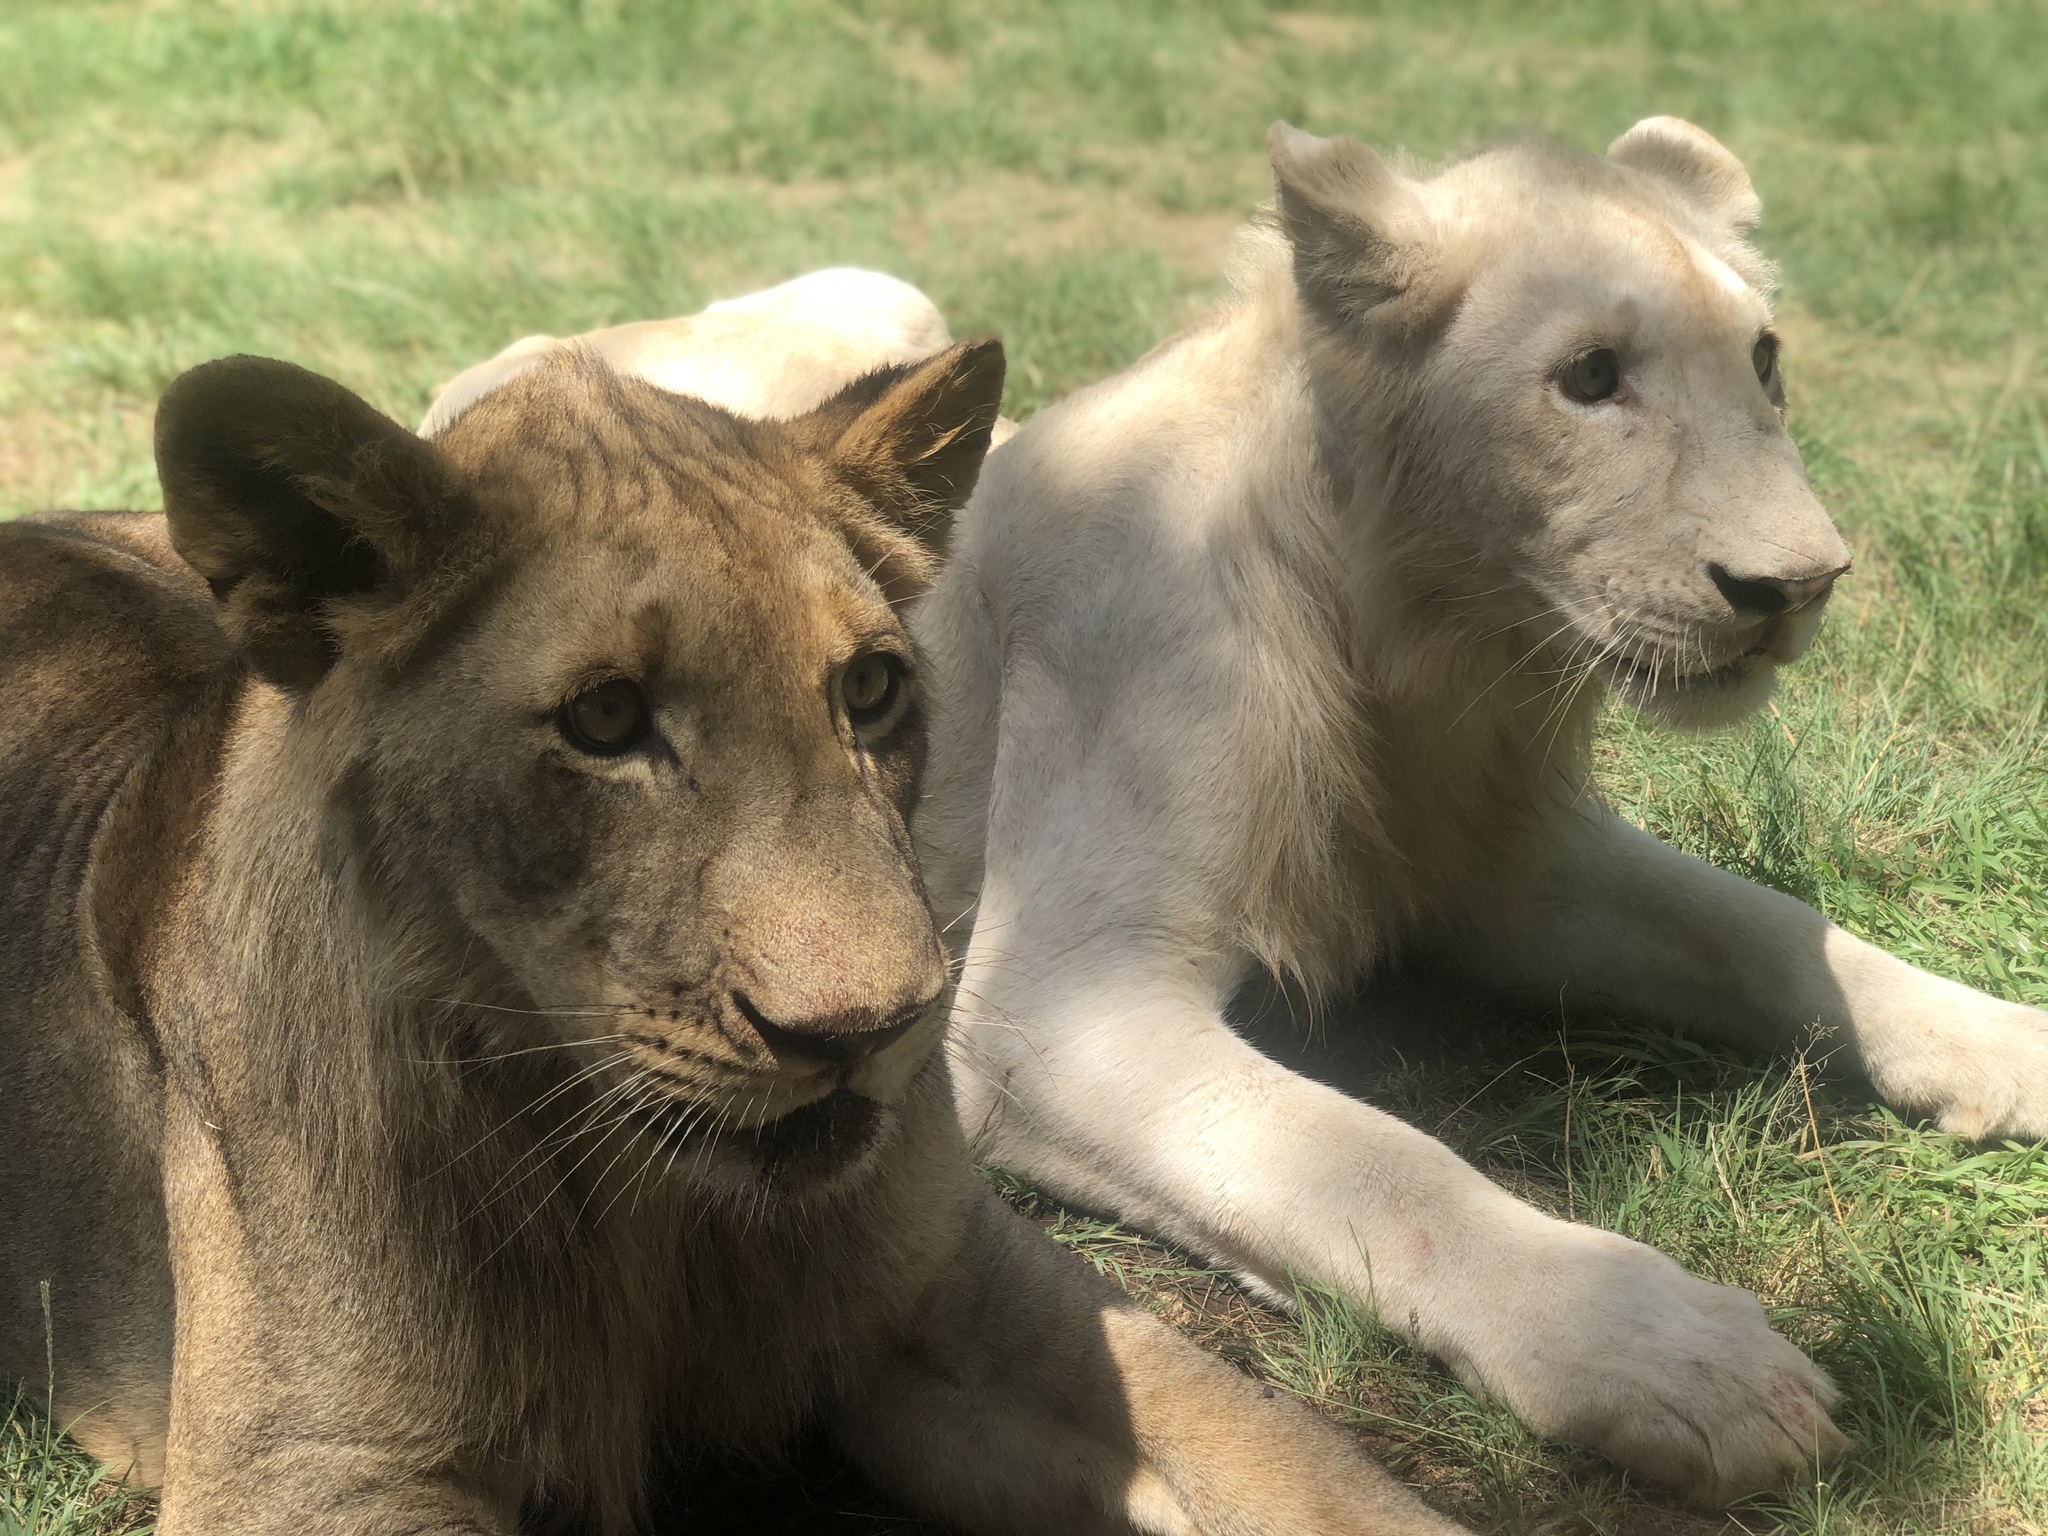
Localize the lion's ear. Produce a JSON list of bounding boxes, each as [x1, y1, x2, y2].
[[806, 337, 1006, 602], [1608, 117, 1761, 231], [155, 356, 480, 690], [1268, 121, 1430, 327]]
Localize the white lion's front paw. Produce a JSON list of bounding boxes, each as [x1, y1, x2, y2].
[[1867, 996, 2048, 1142], [1450, 1222, 1846, 1506]]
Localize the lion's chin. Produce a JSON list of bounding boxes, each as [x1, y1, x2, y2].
[[730, 1089, 888, 1186], [637, 1087, 895, 1201], [1593, 593, 1828, 732], [1605, 649, 1781, 732]]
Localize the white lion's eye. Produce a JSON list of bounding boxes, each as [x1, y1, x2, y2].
[[1752, 333, 1780, 387], [1560, 348, 1620, 403]]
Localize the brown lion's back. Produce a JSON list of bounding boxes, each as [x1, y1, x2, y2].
[[0, 511, 236, 1004], [0, 511, 239, 1482]]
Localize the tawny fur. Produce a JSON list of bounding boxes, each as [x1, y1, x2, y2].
[[0, 347, 1460, 1536]]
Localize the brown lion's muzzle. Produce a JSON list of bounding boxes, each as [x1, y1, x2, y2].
[[733, 988, 935, 1070]]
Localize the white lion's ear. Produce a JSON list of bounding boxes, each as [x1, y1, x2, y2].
[[1267, 122, 1430, 327], [1608, 117, 1761, 231]]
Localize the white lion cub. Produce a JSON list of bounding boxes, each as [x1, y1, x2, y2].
[[911, 118, 2048, 1506]]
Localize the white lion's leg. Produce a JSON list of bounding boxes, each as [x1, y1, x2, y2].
[[950, 921, 1844, 1506], [1452, 803, 2048, 1140]]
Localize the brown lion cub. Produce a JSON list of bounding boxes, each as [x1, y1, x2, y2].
[[0, 346, 1460, 1535]]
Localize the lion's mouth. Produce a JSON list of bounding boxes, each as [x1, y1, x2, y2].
[[1588, 590, 1830, 703], [1600, 642, 1764, 696], [630, 1085, 884, 1183], [1585, 618, 1803, 730], [740, 1089, 882, 1171]]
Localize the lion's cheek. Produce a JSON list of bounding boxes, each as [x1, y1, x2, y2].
[[413, 761, 626, 990], [470, 761, 596, 908]]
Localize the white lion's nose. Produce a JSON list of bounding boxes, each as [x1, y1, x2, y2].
[[1708, 559, 1850, 619]]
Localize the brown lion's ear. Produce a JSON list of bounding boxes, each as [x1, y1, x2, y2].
[[1607, 117, 1761, 232], [155, 356, 480, 690], [1268, 121, 1431, 328], [807, 337, 1006, 603]]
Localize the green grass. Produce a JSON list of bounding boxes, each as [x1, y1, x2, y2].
[[1, 1, 2043, 1532], [1, 1289, 152, 1536], [0, 1403, 152, 1536]]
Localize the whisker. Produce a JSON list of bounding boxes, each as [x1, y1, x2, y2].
[[476, 1071, 664, 1258], [429, 1046, 638, 1181], [404, 1033, 629, 1068], [392, 993, 642, 1021]]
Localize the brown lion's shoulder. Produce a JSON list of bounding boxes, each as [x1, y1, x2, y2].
[[0, 511, 241, 1041], [0, 511, 236, 730], [0, 513, 239, 887]]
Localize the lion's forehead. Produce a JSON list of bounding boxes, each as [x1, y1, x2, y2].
[[1680, 236, 1753, 300], [473, 515, 888, 698], [1435, 229, 1763, 375], [1428, 160, 1765, 323]]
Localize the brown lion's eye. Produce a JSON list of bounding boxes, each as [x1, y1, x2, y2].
[[841, 653, 905, 734], [1561, 348, 1621, 403], [560, 679, 652, 756]]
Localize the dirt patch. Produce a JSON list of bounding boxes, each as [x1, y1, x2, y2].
[[0, 401, 152, 517], [1270, 11, 1377, 51], [896, 169, 1243, 282], [888, 32, 967, 92], [0, 320, 155, 517], [103, 129, 314, 249], [0, 156, 28, 222]]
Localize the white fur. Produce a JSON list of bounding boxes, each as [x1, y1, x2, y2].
[[419, 268, 957, 435], [909, 121, 2048, 1507]]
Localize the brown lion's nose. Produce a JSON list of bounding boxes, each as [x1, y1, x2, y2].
[[732, 990, 929, 1068], [1708, 559, 1849, 619]]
